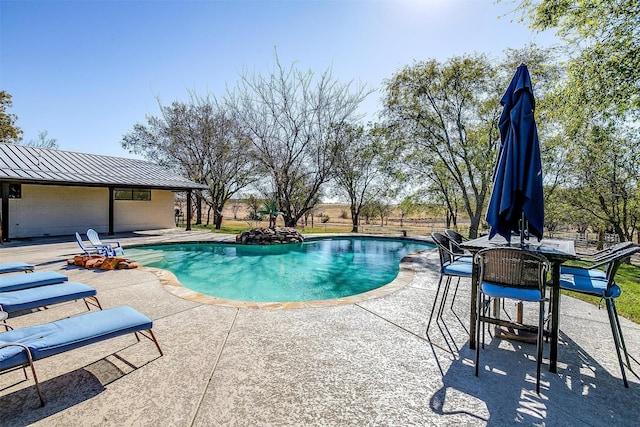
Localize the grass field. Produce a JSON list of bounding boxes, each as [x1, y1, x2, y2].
[[187, 203, 451, 236]]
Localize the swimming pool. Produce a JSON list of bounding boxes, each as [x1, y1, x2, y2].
[[127, 237, 433, 303]]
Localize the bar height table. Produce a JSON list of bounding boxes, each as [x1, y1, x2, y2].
[[460, 235, 576, 373]]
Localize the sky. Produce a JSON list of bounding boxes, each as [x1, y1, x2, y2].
[[1, 0, 560, 159]]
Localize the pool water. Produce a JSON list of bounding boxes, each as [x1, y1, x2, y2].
[[127, 237, 433, 302]]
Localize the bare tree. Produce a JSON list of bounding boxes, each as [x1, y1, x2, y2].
[[122, 94, 258, 229], [226, 52, 371, 227], [25, 130, 59, 149], [230, 200, 243, 220]]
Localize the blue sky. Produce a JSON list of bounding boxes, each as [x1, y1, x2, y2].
[[1, 0, 559, 158]]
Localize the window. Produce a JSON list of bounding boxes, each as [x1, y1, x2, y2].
[[8, 183, 21, 199], [114, 188, 151, 201]]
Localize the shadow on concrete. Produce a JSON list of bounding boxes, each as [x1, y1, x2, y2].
[[427, 331, 640, 426], [0, 348, 162, 425], [0, 368, 106, 426]]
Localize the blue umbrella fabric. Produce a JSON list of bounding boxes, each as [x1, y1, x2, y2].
[[486, 64, 544, 243]]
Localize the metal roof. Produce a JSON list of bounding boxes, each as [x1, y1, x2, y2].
[[0, 143, 207, 190]]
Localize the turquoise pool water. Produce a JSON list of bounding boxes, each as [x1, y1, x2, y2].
[[127, 237, 433, 302]]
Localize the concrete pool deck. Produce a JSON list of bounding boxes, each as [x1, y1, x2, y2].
[[1, 229, 639, 426]]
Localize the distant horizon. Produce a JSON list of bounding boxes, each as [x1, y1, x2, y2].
[[2, 0, 560, 160]]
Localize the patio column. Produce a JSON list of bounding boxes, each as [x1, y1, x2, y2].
[[186, 190, 192, 231], [108, 186, 115, 235], [1, 182, 9, 242]]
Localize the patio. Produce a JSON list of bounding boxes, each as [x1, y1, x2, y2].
[[1, 229, 639, 426]]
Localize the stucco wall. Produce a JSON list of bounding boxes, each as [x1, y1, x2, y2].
[[8, 184, 175, 238], [114, 190, 175, 232]]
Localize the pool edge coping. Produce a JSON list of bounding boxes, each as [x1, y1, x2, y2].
[[146, 248, 432, 310]]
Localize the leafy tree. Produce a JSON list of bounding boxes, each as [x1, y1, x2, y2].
[[0, 91, 23, 143], [383, 48, 560, 238], [122, 94, 257, 229], [360, 201, 377, 225], [514, 1, 640, 242], [245, 195, 262, 221], [428, 162, 462, 229], [25, 130, 59, 149], [226, 51, 370, 227], [515, 0, 640, 120], [563, 123, 640, 242], [397, 194, 422, 228], [332, 125, 387, 232], [383, 54, 502, 238]]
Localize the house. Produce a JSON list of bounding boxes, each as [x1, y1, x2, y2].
[[0, 143, 207, 240]]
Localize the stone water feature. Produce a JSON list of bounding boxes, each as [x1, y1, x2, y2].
[[236, 227, 304, 245]]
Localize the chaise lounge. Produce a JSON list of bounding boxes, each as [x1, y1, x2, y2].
[[0, 271, 68, 293], [87, 229, 124, 256], [0, 282, 101, 315], [76, 232, 108, 256], [0, 262, 35, 275], [0, 306, 162, 405]]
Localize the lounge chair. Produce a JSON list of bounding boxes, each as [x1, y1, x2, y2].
[[76, 232, 107, 256], [0, 271, 68, 293], [0, 262, 35, 275], [86, 229, 124, 256], [0, 282, 101, 314], [0, 306, 162, 405]]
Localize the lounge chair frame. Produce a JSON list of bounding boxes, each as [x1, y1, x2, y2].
[[0, 306, 163, 406]]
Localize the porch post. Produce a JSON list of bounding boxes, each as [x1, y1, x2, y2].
[[186, 190, 192, 231], [108, 186, 115, 235], [1, 182, 9, 242]]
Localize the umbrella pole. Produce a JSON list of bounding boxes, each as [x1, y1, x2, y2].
[[520, 212, 527, 248]]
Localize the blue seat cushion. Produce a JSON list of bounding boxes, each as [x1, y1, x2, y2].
[[455, 256, 473, 264], [443, 261, 473, 276], [0, 262, 35, 274], [560, 274, 620, 298], [560, 265, 606, 280], [0, 282, 96, 313], [0, 271, 68, 292], [481, 282, 543, 302], [0, 306, 153, 370]]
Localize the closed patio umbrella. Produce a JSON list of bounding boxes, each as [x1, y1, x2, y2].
[[486, 64, 544, 245]]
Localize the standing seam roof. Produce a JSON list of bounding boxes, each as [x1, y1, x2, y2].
[[0, 143, 207, 190]]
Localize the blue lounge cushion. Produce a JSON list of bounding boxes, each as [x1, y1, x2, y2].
[[0, 282, 96, 313], [0, 262, 35, 274], [481, 282, 543, 302], [443, 261, 473, 276], [560, 265, 607, 280], [0, 306, 153, 371], [0, 271, 68, 292], [560, 274, 620, 298]]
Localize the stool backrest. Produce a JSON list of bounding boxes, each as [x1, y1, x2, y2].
[[476, 247, 549, 291]]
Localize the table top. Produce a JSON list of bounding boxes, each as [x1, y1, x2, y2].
[[460, 234, 577, 262]]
